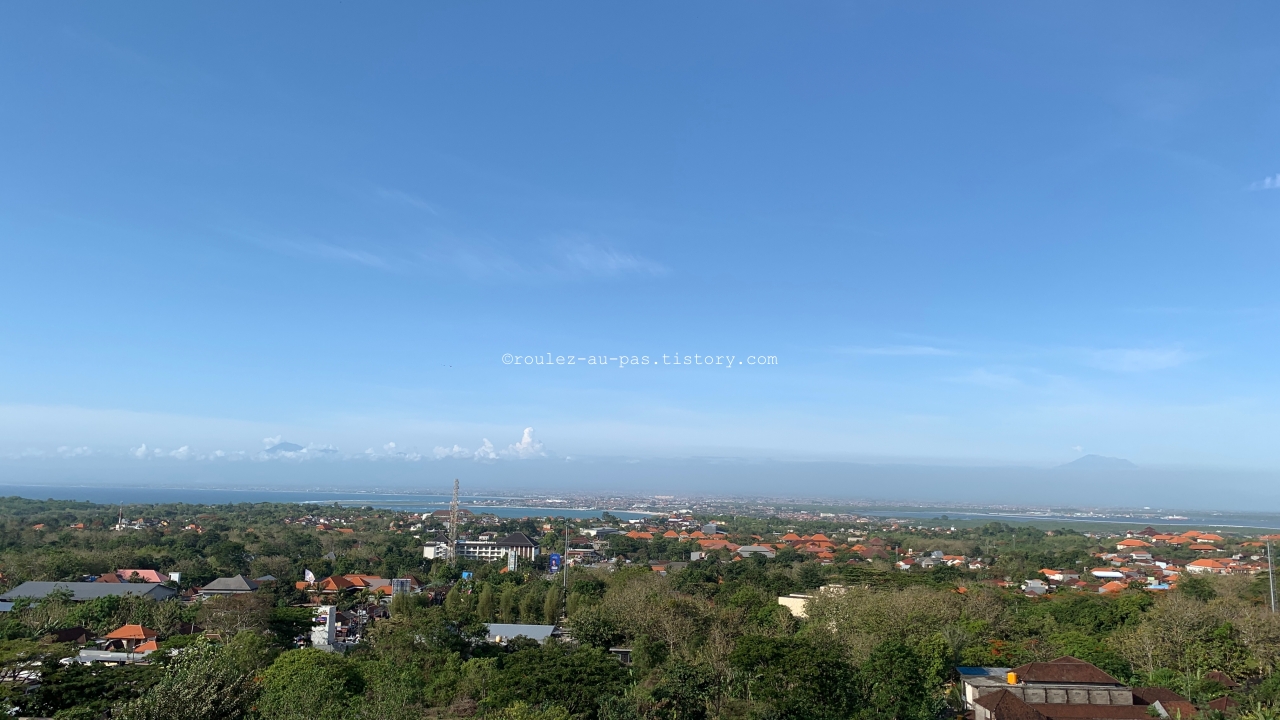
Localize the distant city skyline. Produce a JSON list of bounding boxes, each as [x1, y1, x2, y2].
[[2, 4, 1280, 502]]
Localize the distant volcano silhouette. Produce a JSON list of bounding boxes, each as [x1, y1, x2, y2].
[[1059, 454, 1136, 470]]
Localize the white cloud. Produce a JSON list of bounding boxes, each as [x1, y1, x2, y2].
[[474, 439, 498, 461], [558, 240, 667, 277], [433, 445, 471, 459], [375, 187, 439, 214], [502, 427, 546, 459], [263, 436, 282, 448], [1249, 174, 1280, 191], [431, 428, 548, 461], [957, 369, 1023, 389], [843, 345, 955, 356], [169, 446, 192, 460], [131, 443, 149, 459], [245, 232, 391, 271], [57, 446, 92, 457], [1086, 347, 1192, 372], [383, 442, 397, 452]]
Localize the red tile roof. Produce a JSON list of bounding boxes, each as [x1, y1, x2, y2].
[[1009, 656, 1123, 686]]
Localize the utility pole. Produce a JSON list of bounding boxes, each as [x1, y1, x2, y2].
[[563, 519, 569, 618], [449, 479, 460, 567], [1268, 540, 1276, 613]]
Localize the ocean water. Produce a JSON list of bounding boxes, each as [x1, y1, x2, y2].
[[0, 485, 656, 520]]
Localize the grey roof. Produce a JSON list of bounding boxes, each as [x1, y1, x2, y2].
[[497, 532, 537, 548], [0, 582, 176, 602], [200, 575, 259, 594], [67, 649, 152, 664], [486, 623, 556, 643]]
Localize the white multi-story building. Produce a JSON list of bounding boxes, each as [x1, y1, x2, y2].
[[422, 532, 541, 563]]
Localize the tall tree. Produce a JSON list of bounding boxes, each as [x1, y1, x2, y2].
[[478, 584, 496, 622], [500, 585, 518, 623], [543, 586, 563, 624]]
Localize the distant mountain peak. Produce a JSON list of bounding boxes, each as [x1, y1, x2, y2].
[[265, 441, 306, 454], [1059, 454, 1136, 470]]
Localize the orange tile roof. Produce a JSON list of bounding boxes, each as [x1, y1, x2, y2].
[[1098, 581, 1128, 593], [135, 640, 160, 653], [105, 624, 158, 641]]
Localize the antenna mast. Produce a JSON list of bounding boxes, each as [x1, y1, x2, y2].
[[449, 479, 460, 566], [1269, 540, 1276, 613]]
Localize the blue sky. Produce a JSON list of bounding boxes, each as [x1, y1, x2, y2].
[[2, 3, 1280, 498]]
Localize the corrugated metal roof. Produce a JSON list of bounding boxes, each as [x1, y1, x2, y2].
[[0, 581, 176, 602], [485, 623, 556, 643]]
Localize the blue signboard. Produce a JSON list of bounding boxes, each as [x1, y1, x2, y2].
[[549, 553, 562, 573], [461, 571, 473, 579]]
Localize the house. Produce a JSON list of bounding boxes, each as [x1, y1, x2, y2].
[[0, 582, 176, 603], [1186, 558, 1229, 575], [485, 623, 557, 645], [97, 569, 167, 584], [1131, 688, 1198, 718], [1022, 580, 1049, 596], [1207, 696, 1239, 713], [1040, 570, 1079, 583], [777, 584, 846, 618], [963, 656, 1158, 720], [200, 575, 260, 596], [43, 626, 96, 645], [777, 593, 813, 618], [1116, 539, 1151, 550], [736, 545, 776, 559], [103, 624, 158, 651], [497, 532, 540, 560], [1204, 671, 1239, 689]]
